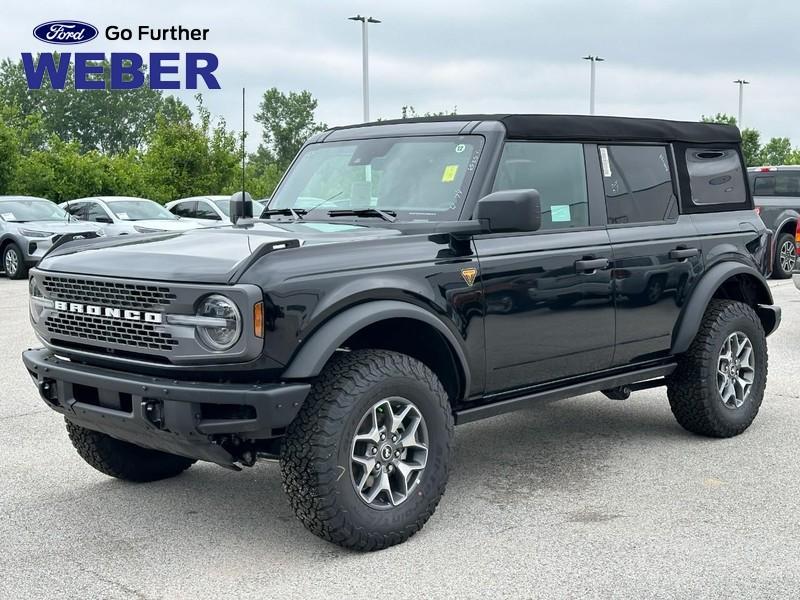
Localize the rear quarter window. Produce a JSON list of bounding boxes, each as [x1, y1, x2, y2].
[[686, 148, 747, 206]]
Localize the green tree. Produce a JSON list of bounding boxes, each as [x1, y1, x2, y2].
[[0, 54, 190, 154], [758, 137, 793, 166], [253, 88, 327, 172], [740, 128, 762, 167], [401, 105, 458, 118], [701, 113, 737, 126], [0, 116, 19, 193], [142, 95, 240, 202]]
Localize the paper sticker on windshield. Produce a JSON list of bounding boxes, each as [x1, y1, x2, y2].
[[117, 212, 129, 220], [442, 165, 459, 182], [551, 205, 571, 222], [1, 212, 15, 220], [455, 144, 466, 153], [600, 147, 612, 177]]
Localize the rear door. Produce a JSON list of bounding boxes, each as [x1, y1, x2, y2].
[[475, 141, 615, 394], [599, 144, 703, 365]]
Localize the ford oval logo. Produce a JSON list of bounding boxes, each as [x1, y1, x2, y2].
[[33, 20, 98, 45]]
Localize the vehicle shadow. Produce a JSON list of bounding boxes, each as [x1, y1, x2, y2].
[[43, 394, 693, 556]]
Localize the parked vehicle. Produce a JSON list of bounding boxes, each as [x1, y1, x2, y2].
[[23, 115, 780, 551], [748, 166, 800, 278], [0, 196, 103, 279], [60, 196, 201, 235], [165, 195, 266, 225]]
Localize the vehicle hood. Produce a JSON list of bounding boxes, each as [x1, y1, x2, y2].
[[12, 221, 102, 235], [37, 220, 402, 283]]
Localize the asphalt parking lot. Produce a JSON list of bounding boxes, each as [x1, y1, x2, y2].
[[1, 277, 798, 599]]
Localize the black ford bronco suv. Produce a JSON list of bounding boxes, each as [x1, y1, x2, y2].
[[23, 115, 781, 551]]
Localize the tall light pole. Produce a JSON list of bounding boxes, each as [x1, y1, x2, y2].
[[349, 15, 381, 122], [583, 55, 604, 115], [734, 79, 750, 128]]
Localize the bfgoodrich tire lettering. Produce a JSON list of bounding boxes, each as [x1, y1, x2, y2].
[[666, 299, 767, 438], [65, 419, 195, 482], [280, 349, 454, 551]]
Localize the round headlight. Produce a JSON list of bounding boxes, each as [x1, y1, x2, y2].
[[196, 294, 242, 351]]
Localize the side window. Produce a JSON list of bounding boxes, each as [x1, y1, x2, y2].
[[686, 148, 747, 205], [64, 202, 86, 219], [195, 202, 221, 220], [171, 201, 196, 218], [752, 172, 800, 197], [601, 145, 678, 224], [86, 203, 111, 223], [492, 142, 589, 230], [752, 176, 775, 196]]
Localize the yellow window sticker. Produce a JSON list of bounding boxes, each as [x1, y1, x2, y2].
[[442, 165, 459, 182]]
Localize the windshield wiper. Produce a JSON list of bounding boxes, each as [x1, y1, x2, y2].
[[261, 208, 306, 221], [328, 208, 397, 223]]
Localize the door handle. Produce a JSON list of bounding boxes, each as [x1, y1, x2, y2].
[[669, 247, 700, 261], [575, 257, 609, 273]]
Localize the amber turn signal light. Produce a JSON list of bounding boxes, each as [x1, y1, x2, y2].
[[253, 302, 264, 338]]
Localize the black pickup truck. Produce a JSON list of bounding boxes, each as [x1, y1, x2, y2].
[[748, 166, 800, 278], [23, 114, 780, 551]]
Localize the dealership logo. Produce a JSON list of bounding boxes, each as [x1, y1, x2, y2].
[[33, 20, 99, 45], [54, 300, 163, 324]]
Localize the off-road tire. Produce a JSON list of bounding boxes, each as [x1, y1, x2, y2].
[[773, 232, 797, 279], [65, 419, 195, 482], [280, 349, 454, 551], [667, 299, 767, 438], [2, 242, 27, 280]]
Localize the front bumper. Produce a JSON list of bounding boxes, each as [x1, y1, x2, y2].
[[22, 348, 310, 467]]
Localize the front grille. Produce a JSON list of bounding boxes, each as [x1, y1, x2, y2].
[[46, 313, 178, 352], [41, 276, 176, 311]]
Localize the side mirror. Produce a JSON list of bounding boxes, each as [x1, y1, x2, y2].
[[474, 189, 541, 233], [230, 191, 254, 225]]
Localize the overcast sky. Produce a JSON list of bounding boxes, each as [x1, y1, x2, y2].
[[4, 0, 800, 146]]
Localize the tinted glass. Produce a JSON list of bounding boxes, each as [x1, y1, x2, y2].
[[751, 172, 800, 197], [493, 142, 589, 229], [195, 202, 221, 220], [686, 148, 747, 205], [171, 201, 197, 218], [86, 203, 111, 222], [601, 145, 678, 224], [270, 136, 484, 221]]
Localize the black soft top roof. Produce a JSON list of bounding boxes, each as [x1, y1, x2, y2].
[[330, 114, 740, 145]]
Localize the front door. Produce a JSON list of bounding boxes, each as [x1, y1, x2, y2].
[[476, 140, 615, 395]]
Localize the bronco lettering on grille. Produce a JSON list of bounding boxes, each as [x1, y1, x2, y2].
[[53, 300, 163, 324]]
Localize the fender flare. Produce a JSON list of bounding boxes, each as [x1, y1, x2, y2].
[[774, 213, 799, 237], [281, 300, 471, 397], [671, 262, 774, 354]]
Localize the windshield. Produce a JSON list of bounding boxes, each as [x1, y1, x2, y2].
[[268, 135, 484, 221], [0, 199, 69, 222], [108, 199, 176, 221], [213, 199, 265, 217]]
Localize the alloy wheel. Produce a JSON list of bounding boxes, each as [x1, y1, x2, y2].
[[4, 248, 19, 277], [350, 396, 428, 509], [716, 331, 755, 409], [779, 239, 796, 274]]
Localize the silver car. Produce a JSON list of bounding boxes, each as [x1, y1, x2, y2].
[[165, 195, 266, 225], [60, 196, 203, 236], [0, 196, 104, 279]]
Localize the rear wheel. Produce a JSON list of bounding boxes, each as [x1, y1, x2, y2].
[[667, 300, 767, 438], [65, 419, 195, 482], [280, 349, 453, 551], [773, 232, 796, 279], [2, 243, 27, 280]]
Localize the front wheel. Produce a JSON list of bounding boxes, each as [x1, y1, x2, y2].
[[280, 349, 454, 551], [3, 243, 28, 280], [667, 300, 768, 438], [773, 232, 797, 279]]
